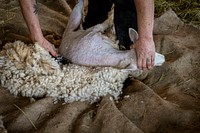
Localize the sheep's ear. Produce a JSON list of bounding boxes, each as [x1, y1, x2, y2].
[[129, 28, 138, 43], [66, 0, 84, 31]]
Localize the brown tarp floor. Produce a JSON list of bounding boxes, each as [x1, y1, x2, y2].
[[0, 1, 200, 133]]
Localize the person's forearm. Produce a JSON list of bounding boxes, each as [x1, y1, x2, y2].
[[18, 0, 57, 56], [18, 0, 43, 42], [134, 0, 154, 40]]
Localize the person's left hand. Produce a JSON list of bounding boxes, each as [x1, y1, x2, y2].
[[36, 36, 58, 57], [130, 37, 155, 70]]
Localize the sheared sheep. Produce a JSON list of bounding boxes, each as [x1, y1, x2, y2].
[[59, 0, 165, 70]]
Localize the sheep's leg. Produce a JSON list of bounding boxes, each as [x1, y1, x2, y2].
[[99, 50, 136, 69], [64, 0, 84, 33]]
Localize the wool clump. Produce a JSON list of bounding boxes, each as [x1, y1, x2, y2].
[[0, 41, 131, 103]]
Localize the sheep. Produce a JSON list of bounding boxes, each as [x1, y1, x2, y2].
[[59, 0, 165, 70]]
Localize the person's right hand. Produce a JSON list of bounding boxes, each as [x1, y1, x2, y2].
[[130, 37, 155, 70]]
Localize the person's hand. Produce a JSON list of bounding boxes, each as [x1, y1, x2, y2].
[[18, 0, 57, 57], [34, 36, 58, 57], [130, 37, 155, 70]]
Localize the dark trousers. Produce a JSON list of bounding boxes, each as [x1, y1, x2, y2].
[[83, 0, 137, 50]]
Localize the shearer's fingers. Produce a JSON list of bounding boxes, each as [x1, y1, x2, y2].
[[41, 40, 58, 57], [48, 47, 58, 57], [142, 59, 147, 70], [147, 58, 152, 69], [151, 55, 155, 67], [137, 56, 143, 70]]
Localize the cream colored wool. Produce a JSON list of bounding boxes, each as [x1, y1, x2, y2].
[[0, 41, 130, 103]]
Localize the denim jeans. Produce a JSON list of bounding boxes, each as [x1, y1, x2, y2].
[[83, 0, 137, 50]]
